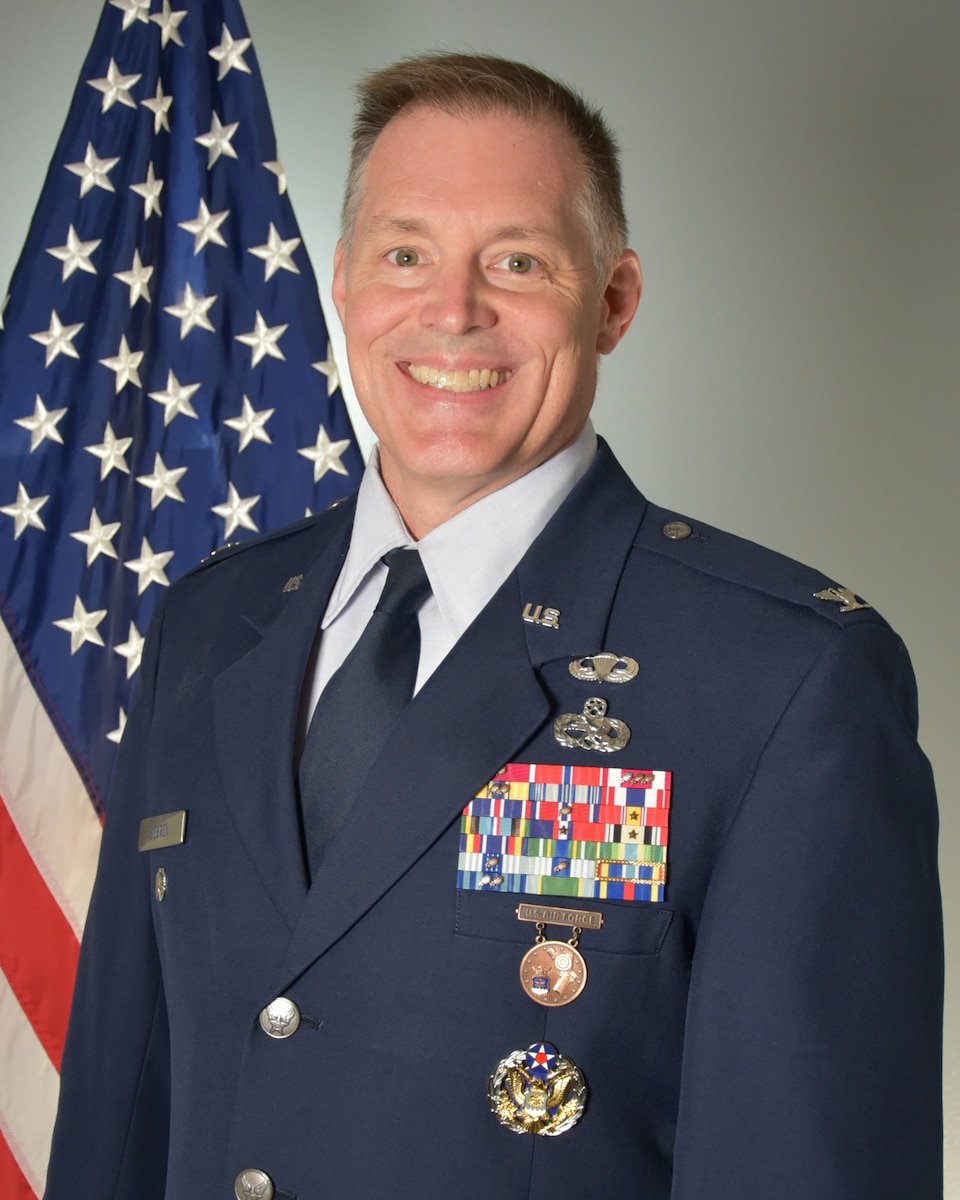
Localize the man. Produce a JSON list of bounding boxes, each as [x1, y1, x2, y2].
[[46, 53, 941, 1200]]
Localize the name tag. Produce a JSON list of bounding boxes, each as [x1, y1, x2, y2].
[[138, 810, 187, 851]]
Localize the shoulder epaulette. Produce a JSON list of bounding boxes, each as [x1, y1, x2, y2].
[[182, 493, 356, 582], [635, 502, 880, 628]]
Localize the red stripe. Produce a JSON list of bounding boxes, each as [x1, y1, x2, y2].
[[0, 793, 79, 1071], [0, 1131, 38, 1200]]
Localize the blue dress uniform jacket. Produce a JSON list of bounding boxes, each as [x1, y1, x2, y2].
[[45, 441, 942, 1200]]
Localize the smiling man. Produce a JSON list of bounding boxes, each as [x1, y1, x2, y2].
[[46, 53, 941, 1200], [331, 97, 640, 535]]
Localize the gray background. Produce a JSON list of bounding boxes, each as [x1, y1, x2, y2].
[[2, 0, 957, 1186]]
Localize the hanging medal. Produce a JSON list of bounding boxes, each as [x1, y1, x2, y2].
[[516, 903, 603, 1007]]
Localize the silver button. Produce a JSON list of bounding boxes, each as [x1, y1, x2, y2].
[[259, 997, 301, 1039], [154, 867, 167, 902], [662, 520, 692, 540], [235, 1168, 274, 1200]]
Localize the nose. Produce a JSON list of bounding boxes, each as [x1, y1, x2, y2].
[[418, 260, 496, 334]]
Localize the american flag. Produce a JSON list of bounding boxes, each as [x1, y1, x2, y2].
[[0, 0, 361, 1193]]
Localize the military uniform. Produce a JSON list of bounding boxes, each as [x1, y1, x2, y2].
[[46, 441, 942, 1199]]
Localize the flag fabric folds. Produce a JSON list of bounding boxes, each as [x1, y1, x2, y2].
[[0, 1, 361, 1193]]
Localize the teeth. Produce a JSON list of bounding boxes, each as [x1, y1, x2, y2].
[[407, 364, 509, 391]]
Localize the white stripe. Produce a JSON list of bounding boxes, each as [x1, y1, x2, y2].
[[0, 625, 102, 937], [0, 965, 59, 1196]]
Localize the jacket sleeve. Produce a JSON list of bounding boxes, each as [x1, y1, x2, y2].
[[44, 595, 171, 1200], [670, 621, 942, 1199]]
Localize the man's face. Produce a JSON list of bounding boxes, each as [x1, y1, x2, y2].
[[333, 106, 640, 524]]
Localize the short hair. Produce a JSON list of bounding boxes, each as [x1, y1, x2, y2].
[[341, 52, 628, 284]]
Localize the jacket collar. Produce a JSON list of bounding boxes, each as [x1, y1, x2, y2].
[[516, 438, 647, 667]]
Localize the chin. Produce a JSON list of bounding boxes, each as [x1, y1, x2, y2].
[[417, 440, 514, 481], [384, 432, 522, 486]]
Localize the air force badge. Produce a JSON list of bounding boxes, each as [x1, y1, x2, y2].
[[488, 1042, 586, 1135]]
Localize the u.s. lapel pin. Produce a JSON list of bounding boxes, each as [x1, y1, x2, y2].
[[522, 602, 560, 629]]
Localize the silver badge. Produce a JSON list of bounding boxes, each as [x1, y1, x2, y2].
[[568, 652, 638, 684], [522, 602, 561, 629], [138, 809, 187, 851], [489, 1042, 586, 1135], [813, 586, 871, 613], [553, 697, 631, 752]]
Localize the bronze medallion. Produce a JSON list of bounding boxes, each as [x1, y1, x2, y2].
[[519, 940, 587, 1006]]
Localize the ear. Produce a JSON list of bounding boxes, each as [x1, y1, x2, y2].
[[596, 249, 642, 355], [331, 239, 347, 324]]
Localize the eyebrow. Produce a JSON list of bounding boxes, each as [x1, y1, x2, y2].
[[365, 216, 429, 237], [487, 224, 561, 245], [363, 216, 564, 246]]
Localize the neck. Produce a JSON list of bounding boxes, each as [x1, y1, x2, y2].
[[378, 465, 510, 539], [373, 425, 594, 539]]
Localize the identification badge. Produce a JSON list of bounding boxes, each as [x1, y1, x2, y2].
[[138, 810, 187, 851]]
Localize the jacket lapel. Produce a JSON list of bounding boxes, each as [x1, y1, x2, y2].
[[212, 507, 354, 929], [270, 568, 547, 992], [515, 440, 647, 669], [270, 442, 648, 991]]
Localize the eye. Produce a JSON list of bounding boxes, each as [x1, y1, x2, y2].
[[387, 246, 420, 267], [495, 252, 538, 274]]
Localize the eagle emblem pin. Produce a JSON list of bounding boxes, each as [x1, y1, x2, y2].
[[488, 1042, 586, 1135]]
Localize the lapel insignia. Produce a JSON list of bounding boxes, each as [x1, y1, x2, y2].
[[554, 696, 630, 752], [200, 541, 241, 564], [568, 652, 638, 683], [489, 1042, 586, 1135], [282, 573, 304, 593], [814, 585, 871, 613], [522, 602, 560, 629]]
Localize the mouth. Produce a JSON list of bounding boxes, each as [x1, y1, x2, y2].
[[405, 364, 512, 392]]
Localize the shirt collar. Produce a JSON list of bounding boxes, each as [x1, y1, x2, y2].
[[321, 449, 412, 628], [322, 421, 597, 636]]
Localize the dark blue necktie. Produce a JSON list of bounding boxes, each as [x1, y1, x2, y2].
[[298, 548, 432, 877]]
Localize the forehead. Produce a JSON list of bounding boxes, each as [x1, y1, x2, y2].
[[353, 106, 588, 242]]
